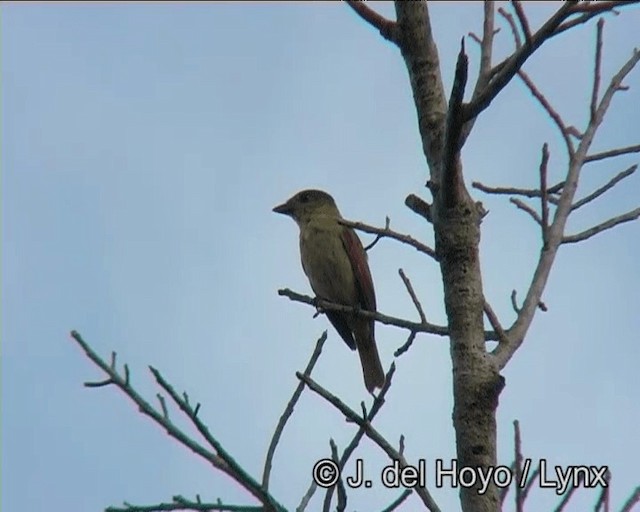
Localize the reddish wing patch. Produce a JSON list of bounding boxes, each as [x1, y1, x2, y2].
[[341, 227, 376, 313]]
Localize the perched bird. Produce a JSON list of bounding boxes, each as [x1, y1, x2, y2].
[[273, 189, 385, 392]]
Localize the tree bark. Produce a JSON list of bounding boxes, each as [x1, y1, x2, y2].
[[395, 3, 504, 510]]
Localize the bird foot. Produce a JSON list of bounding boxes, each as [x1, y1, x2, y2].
[[312, 296, 325, 318]]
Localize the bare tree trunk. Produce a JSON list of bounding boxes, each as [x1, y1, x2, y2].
[[395, 3, 504, 511]]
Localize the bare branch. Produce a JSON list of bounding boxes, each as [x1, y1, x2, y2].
[[591, 19, 604, 121], [394, 331, 417, 358], [512, 1, 532, 47], [498, 7, 522, 50], [510, 197, 543, 226], [262, 332, 327, 490], [380, 490, 413, 512], [513, 421, 524, 512], [363, 216, 390, 251], [499, 461, 517, 506], [585, 143, 640, 163], [465, 2, 577, 121], [442, 38, 469, 207], [278, 287, 451, 336], [562, 207, 640, 244], [462, 1, 496, 145], [554, 1, 636, 36], [321, 363, 398, 509], [149, 367, 283, 510], [297, 372, 441, 512], [105, 495, 265, 512], [592, 470, 611, 512], [572, 164, 637, 211], [539, 143, 551, 247], [343, 0, 397, 43], [476, 1, 496, 92], [483, 300, 508, 345], [494, 34, 640, 371], [553, 470, 585, 511], [156, 393, 169, 420], [620, 486, 640, 512], [339, 218, 437, 260], [521, 461, 541, 503], [592, 48, 640, 132], [278, 288, 502, 343], [399, 268, 427, 323], [84, 378, 114, 388], [510, 290, 521, 314], [472, 180, 564, 198], [324, 440, 347, 512], [517, 70, 575, 156], [70, 331, 285, 512], [296, 482, 316, 512], [405, 193, 432, 223]]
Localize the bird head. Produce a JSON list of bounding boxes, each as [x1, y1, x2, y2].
[[272, 189, 341, 226]]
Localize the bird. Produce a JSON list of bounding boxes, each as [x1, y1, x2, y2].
[[273, 189, 385, 392]]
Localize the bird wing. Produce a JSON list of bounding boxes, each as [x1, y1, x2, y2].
[[341, 227, 377, 313]]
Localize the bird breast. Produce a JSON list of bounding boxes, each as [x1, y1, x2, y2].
[[299, 221, 358, 306]]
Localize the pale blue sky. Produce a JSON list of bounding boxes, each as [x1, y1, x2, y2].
[[3, 3, 639, 512]]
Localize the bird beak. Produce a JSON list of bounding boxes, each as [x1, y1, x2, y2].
[[272, 201, 293, 216]]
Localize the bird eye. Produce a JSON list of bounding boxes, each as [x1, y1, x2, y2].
[[300, 192, 310, 203]]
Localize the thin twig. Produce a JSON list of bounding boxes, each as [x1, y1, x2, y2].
[[466, 2, 577, 121], [592, 470, 611, 512], [477, 1, 496, 92], [105, 496, 265, 512], [553, 471, 585, 512], [562, 208, 640, 244], [620, 486, 640, 512], [149, 368, 284, 511], [585, 143, 640, 163], [513, 421, 524, 512], [572, 164, 637, 211], [157, 393, 169, 420], [510, 197, 543, 225], [539, 143, 550, 247], [494, 20, 640, 372], [322, 364, 397, 508], [394, 331, 417, 358], [262, 332, 327, 490], [364, 216, 391, 251], [380, 490, 413, 512], [512, 1, 532, 46], [339, 219, 437, 260], [483, 300, 508, 345], [521, 461, 541, 504], [554, 1, 633, 37], [499, 461, 517, 506], [518, 70, 574, 155], [498, 7, 522, 49], [296, 482, 317, 512], [69, 331, 285, 512], [510, 290, 521, 314], [324, 440, 347, 512], [398, 269, 427, 323], [472, 180, 564, 198], [590, 19, 604, 120], [343, 0, 397, 43], [296, 372, 441, 512]]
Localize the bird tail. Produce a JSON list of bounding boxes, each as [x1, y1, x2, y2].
[[356, 334, 386, 393]]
